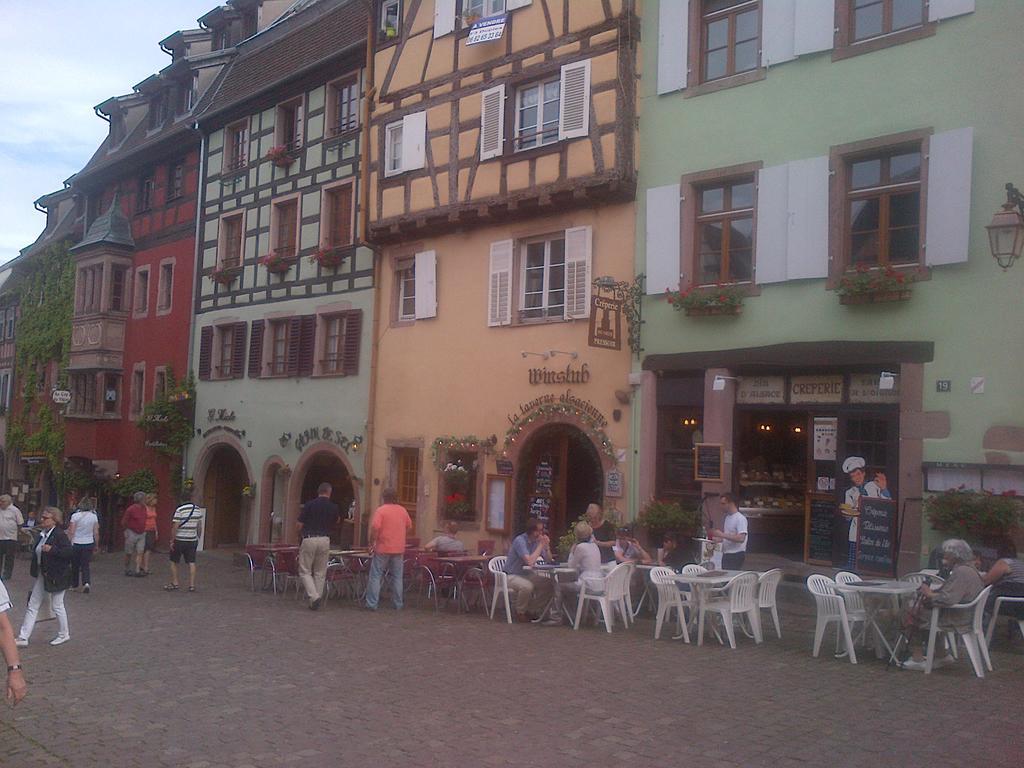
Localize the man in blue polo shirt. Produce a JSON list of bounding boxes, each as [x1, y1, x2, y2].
[[504, 519, 555, 623]]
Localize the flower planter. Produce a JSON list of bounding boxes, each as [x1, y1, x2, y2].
[[310, 249, 346, 269], [684, 304, 742, 317], [271, 155, 296, 169], [839, 290, 912, 305], [264, 259, 294, 275], [211, 266, 242, 286]]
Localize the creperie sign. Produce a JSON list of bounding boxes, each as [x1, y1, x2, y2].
[[789, 375, 844, 404]]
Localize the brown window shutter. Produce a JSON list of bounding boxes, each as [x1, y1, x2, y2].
[[286, 317, 302, 376], [231, 321, 247, 380], [198, 326, 213, 380], [248, 319, 265, 378], [298, 314, 316, 377], [341, 309, 362, 376]]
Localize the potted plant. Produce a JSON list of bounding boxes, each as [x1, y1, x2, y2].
[[266, 144, 297, 168], [442, 461, 471, 491], [444, 491, 473, 520], [925, 488, 1022, 545], [637, 499, 700, 547], [384, 23, 398, 39], [837, 264, 913, 305], [665, 284, 745, 316], [260, 251, 294, 275], [211, 264, 241, 285], [309, 246, 346, 269]]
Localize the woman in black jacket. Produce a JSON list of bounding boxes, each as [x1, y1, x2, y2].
[[15, 507, 73, 647]]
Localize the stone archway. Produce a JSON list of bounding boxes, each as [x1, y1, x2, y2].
[[287, 442, 360, 546], [259, 456, 291, 544], [193, 434, 254, 548]]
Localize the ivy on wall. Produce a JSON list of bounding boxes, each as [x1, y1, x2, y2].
[[137, 369, 195, 498], [5, 240, 75, 473]]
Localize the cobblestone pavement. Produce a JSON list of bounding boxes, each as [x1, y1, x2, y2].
[[0, 551, 1021, 768]]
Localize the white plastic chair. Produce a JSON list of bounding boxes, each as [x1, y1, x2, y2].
[[650, 567, 690, 643], [757, 569, 783, 639], [924, 585, 993, 677], [807, 574, 864, 664], [902, 571, 945, 587], [985, 595, 1024, 648], [698, 571, 761, 648], [574, 562, 632, 633], [487, 556, 512, 624]]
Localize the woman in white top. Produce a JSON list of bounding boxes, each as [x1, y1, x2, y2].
[[565, 522, 605, 594], [68, 498, 100, 594]]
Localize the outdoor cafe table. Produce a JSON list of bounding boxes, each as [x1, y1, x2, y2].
[[833, 579, 919, 660], [433, 554, 491, 611], [525, 562, 616, 624]]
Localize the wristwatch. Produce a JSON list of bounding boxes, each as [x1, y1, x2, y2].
[[7, 664, 22, 672]]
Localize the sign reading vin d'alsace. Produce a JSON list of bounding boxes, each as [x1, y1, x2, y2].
[[467, 15, 506, 45]]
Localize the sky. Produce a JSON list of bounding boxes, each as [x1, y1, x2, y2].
[[0, 0, 219, 264]]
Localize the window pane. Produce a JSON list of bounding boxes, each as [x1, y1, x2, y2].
[[892, 0, 923, 31], [706, 18, 729, 50], [731, 181, 754, 209], [850, 198, 879, 233], [889, 152, 921, 183], [854, 2, 883, 40], [729, 248, 753, 282], [730, 217, 753, 250], [734, 40, 758, 73], [889, 191, 920, 228], [704, 48, 727, 80], [705, 0, 744, 12], [850, 233, 879, 266], [701, 186, 725, 213], [698, 222, 723, 282], [888, 228, 919, 264], [735, 9, 758, 41], [850, 159, 881, 189]]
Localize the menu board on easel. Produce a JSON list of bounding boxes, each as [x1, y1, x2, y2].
[[694, 443, 724, 482], [855, 496, 898, 577], [804, 494, 836, 566]]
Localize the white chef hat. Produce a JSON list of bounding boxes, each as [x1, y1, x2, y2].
[[842, 456, 866, 474]]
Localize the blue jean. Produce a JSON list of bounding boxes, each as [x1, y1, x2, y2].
[[365, 553, 404, 610]]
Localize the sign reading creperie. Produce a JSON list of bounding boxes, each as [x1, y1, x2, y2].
[[789, 375, 844, 404]]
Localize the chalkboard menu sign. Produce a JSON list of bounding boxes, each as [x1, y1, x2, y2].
[[804, 495, 835, 566], [855, 497, 898, 576], [694, 443, 724, 482]]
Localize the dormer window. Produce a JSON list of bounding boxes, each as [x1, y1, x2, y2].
[[148, 92, 167, 130], [242, 10, 257, 38], [175, 75, 197, 116], [110, 113, 127, 145]]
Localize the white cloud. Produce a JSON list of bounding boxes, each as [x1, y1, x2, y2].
[[0, 0, 216, 264]]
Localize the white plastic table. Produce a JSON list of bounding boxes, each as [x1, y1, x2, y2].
[[833, 579, 919, 659]]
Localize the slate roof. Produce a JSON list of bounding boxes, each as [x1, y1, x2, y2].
[[199, 0, 367, 125], [71, 192, 135, 252]]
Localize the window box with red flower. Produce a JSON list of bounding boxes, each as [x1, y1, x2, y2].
[[665, 284, 745, 317], [260, 250, 295, 275], [309, 246, 348, 270], [266, 144, 299, 168], [441, 458, 476, 522], [837, 265, 913, 305], [211, 264, 242, 285]]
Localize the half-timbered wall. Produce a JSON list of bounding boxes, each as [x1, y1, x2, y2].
[[368, 0, 638, 242]]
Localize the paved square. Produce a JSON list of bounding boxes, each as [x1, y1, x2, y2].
[[0, 551, 1020, 768]]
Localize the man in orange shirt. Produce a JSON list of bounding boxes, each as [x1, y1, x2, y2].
[[365, 488, 412, 611]]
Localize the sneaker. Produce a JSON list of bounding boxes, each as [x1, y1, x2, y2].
[[49, 635, 70, 646], [540, 617, 563, 627], [899, 658, 928, 671], [309, 597, 322, 611], [14, 638, 27, 648], [83, 584, 91, 594]]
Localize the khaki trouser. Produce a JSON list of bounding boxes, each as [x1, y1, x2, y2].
[[298, 536, 330, 601], [507, 573, 554, 615]]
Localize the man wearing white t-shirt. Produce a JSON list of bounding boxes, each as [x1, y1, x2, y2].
[[0, 579, 27, 705], [710, 493, 748, 570]]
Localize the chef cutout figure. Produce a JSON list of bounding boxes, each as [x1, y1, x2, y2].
[[840, 456, 891, 568]]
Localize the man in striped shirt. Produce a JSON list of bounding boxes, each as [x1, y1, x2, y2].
[[165, 492, 205, 593]]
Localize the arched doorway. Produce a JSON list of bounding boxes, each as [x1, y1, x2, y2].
[[295, 450, 355, 547], [514, 423, 604, 548], [203, 445, 248, 548]]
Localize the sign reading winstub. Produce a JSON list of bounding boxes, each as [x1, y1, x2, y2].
[[736, 376, 785, 405], [467, 15, 506, 45]]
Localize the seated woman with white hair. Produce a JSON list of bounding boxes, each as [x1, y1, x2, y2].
[[900, 538, 984, 671], [553, 522, 607, 624]]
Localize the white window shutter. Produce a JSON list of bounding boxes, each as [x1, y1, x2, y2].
[[761, 0, 796, 67], [414, 250, 438, 319], [434, 0, 457, 38], [785, 156, 830, 280], [488, 240, 513, 327], [928, 0, 975, 22], [506, 0, 532, 9], [480, 84, 505, 161], [401, 111, 426, 172], [563, 226, 592, 320], [645, 184, 682, 295], [755, 164, 790, 284], [793, 0, 835, 56], [657, 0, 689, 95], [558, 59, 591, 141], [925, 127, 973, 267]]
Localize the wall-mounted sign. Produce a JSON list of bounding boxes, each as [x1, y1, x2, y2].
[[495, 459, 514, 477], [848, 373, 899, 403], [736, 376, 785, 405], [812, 417, 838, 461], [605, 469, 623, 498], [51, 389, 71, 404], [588, 296, 622, 350], [294, 426, 363, 453], [207, 408, 236, 422], [936, 380, 952, 392], [694, 443, 724, 482], [789, 375, 843, 404], [467, 14, 506, 45], [528, 363, 591, 385]]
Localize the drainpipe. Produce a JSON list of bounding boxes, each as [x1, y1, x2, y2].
[[357, 4, 378, 547], [183, 126, 208, 500]]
